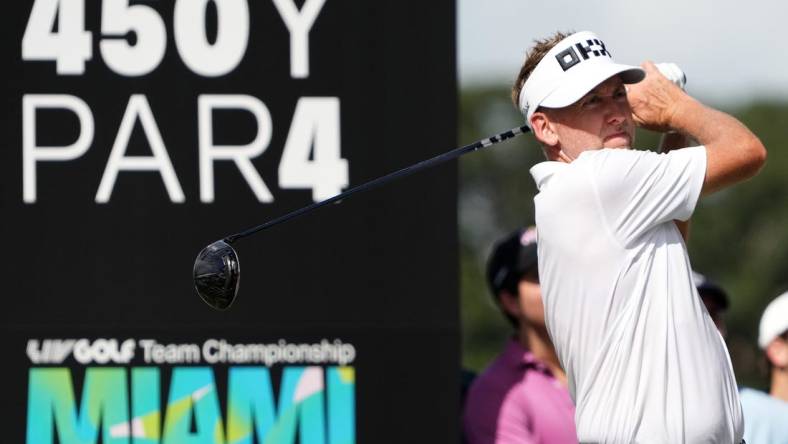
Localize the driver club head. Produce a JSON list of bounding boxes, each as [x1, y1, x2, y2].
[[193, 240, 240, 310]]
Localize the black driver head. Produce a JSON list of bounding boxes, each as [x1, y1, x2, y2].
[[193, 240, 240, 310]]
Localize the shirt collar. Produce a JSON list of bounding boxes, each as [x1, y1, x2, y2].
[[503, 338, 549, 372]]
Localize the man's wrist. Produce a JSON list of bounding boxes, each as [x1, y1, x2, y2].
[[666, 95, 702, 135]]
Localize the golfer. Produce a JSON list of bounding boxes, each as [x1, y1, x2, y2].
[[515, 31, 766, 443]]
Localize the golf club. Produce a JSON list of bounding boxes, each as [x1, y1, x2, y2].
[[193, 124, 531, 310], [193, 62, 688, 310]]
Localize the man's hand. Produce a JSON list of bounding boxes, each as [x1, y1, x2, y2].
[[629, 61, 766, 197], [626, 61, 688, 132]]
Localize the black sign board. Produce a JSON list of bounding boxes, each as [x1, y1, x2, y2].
[[2, 1, 458, 442]]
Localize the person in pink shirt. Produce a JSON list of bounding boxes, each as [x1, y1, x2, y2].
[[463, 227, 577, 444]]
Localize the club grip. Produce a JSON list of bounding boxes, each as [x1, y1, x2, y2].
[[655, 62, 687, 90]]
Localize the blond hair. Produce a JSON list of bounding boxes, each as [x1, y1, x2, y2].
[[511, 31, 574, 109]]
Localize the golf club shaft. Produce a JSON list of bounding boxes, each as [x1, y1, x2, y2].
[[225, 125, 531, 243]]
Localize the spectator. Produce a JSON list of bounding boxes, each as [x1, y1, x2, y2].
[[693, 271, 730, 337], [463, 227, 577, 444], [740, 291, 788, 444]]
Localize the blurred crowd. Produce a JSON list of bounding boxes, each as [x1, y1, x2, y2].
[[461, 227, 788, 444]]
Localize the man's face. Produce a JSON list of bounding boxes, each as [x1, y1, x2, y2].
[[767, 332, 788, 370], [536, 76, 635, 159]]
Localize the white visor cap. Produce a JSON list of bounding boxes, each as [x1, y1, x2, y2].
[[758, 291, 788, 349], [519, 31, 645, 128]]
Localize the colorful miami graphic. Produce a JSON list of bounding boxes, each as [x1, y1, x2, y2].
[[26, 366, 355, 444]]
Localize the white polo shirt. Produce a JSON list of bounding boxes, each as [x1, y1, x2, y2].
[[530, 147, 743, 443]]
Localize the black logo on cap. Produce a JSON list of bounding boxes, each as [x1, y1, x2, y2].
[[555, 39, 611, 72]]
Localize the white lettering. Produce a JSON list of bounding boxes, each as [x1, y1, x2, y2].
[[99, 0, 167, 76], [278, 97, 347, 201], [22, 0, 92, 74], [26, 339, 77, 364], [202, 338, 220, 364], [23, 94, 94, 203], [72, 338, 136, 364], [95, 95, 185, 203], [198, 94, 273, 203], [174, 0, 249, 76], [140, 339, 201, 364], [271, 0, 327, 78]]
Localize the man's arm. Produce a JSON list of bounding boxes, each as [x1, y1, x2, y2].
[[670, 97, 766, 196], [628, 61, 767, 196]]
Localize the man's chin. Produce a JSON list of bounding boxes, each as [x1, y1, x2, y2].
[[602, 135, 632, 149]]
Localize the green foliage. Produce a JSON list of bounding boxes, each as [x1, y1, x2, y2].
[[459, 86, 788, 390]]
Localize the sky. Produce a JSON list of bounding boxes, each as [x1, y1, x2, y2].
[[458, 0, 788, 105]]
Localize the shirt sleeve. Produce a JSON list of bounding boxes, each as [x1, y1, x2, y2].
[[583, 146, 707, 245]]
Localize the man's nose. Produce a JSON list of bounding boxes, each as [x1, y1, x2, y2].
[[605, 99, 628, 125]]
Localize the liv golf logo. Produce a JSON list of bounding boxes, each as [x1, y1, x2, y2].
[[25, 338, 356, 444]]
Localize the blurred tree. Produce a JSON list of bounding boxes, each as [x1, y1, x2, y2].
[[459, 85, 788, 390]]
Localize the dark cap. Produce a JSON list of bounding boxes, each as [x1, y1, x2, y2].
[[692, 271, 729, 310], [486, 226, 539, 297]]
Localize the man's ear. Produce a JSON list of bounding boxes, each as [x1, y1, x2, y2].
[[766, 338, 788, 369], [498, 290, 521, 320], [531, 112, 559, 147]]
